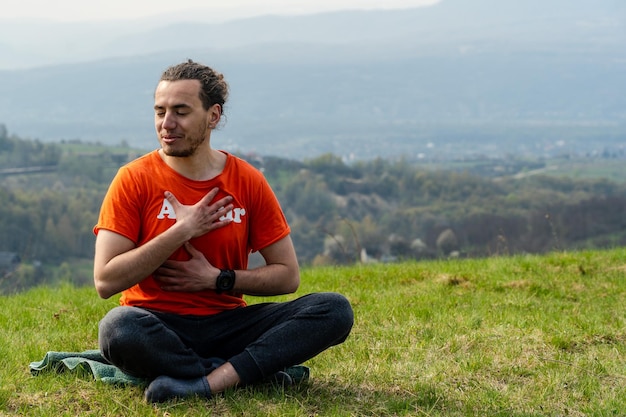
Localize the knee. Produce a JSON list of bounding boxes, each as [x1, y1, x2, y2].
[[98, 307, 149, 356], [320, 292, 354, 335], [99, 307, 134, 340]]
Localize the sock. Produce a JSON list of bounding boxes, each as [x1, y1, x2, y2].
[[144, 375, 212, 403], [266, 371, 294, 387]]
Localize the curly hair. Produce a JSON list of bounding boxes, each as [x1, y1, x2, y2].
[[159, 59, 229, 114]]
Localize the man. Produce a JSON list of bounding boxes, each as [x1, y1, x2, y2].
[[93, 60, 354, 403]]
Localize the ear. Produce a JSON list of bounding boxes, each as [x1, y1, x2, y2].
[[209, 103, 222, 127]]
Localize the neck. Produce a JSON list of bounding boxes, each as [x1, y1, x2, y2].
[[159, 146, 227, 181]]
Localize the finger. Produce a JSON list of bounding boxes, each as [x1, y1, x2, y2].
[[154, 268, 173, 280], [160, 284, 180, 291], [212, 203, 234, 221], [164, 191, 181, 209], [197, 188, 221, 207], [157, 259, 183, 272], [160, 280, 193, 292], [183, 241, 203, 257], [214, 195, 233, 208], [202, 192, 234, 214], [208, 218, 232, 231], [212, 200, 234, 217], [154, 274, 176, 284]]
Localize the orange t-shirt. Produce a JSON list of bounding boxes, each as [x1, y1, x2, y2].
[[94, 150, 290, 316]]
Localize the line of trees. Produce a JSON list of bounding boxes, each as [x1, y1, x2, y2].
[[260, 153, 626, 264], [1, 126, 625, 292]]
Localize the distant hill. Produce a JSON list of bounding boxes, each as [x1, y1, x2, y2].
[[0, 0, 624, 160]]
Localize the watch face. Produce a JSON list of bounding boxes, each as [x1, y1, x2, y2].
[[219, 275, 233, 289], [217, 270, 235, 291]]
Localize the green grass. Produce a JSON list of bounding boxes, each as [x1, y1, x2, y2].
[[541, 158, 626, 184], [1, 248, 626, 416]]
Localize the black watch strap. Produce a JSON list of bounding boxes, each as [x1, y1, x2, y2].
[[215, 269, 236, 293]]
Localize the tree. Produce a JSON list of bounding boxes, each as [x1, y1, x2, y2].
[[436, 228, 459, 256]]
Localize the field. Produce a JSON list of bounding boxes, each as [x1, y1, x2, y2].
[[1, 248, 626, 416]]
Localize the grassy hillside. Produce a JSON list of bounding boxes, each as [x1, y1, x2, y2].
[[1, 248, 625, 416]]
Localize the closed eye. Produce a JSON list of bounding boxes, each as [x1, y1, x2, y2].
[[154, 105, 191, 117]]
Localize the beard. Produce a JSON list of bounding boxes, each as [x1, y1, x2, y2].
[[161, 130, 207, 158]]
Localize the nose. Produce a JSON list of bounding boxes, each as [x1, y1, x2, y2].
[[161, 112, 177, 130]]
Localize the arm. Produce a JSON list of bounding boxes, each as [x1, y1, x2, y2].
[[93, 188, 233, 299], [237, 235, 300, 295], [154, 234, 300, 296]]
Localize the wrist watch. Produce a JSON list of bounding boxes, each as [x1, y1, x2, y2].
[[215, 269, 236, 293]]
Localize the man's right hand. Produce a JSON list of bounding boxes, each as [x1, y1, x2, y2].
[[164, 188, 234, 240]]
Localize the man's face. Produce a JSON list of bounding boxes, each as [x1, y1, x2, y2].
[[154, 79, 216, 157]]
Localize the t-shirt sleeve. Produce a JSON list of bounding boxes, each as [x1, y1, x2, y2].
[[93, 166, 143, 244], [248, 172, 290, 252]]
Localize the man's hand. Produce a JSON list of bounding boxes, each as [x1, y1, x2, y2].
[[166, 188, 233, 241], [93, 188, 233, 298], [154, 242, 220, 292]]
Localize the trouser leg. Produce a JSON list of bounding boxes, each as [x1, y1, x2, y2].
[[99, 292, 353, 385], [98, 306, 222, 380], [224, 292, 354, 384]]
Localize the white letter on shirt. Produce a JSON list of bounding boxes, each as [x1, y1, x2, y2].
[[157, 198, 177, 219]]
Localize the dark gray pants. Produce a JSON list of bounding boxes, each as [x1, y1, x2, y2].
[[98, 292, 353, 385]]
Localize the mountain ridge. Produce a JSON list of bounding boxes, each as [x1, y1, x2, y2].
[[1, 0, 623, 69], [0, 1, 624, 160]]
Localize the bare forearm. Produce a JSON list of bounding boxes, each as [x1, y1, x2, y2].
[[94, 225, 189, 298], [151, 235, 300, 296], [232, 235, 300, 296], [233, 263, 300, 296]]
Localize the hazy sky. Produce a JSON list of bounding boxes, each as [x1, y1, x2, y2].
[[2, 0, 441, 22]]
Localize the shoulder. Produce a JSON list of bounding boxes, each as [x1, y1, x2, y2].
[[123, 149, 160, 169], [108, 150, 162, 195], [116, 150, 161, 177], [224, 152, 266, 180]]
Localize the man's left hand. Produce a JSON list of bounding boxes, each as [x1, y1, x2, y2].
[[153, 242, 219, 292]]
